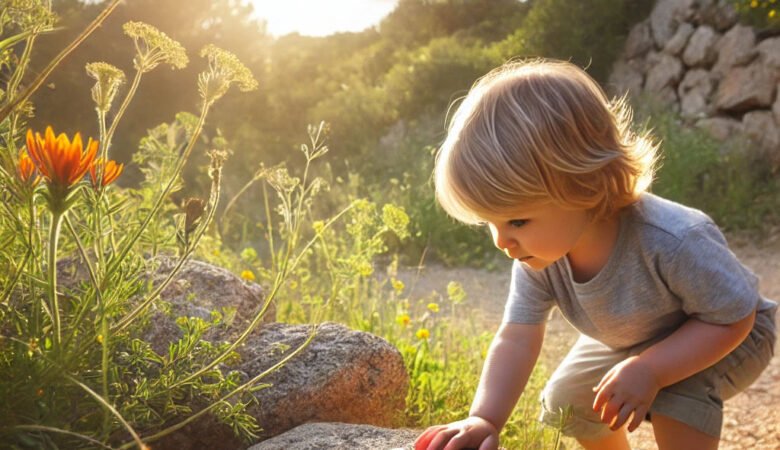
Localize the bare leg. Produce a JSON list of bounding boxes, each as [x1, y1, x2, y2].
[[652, 414, 719, 450], [577, 425, 631, 450]]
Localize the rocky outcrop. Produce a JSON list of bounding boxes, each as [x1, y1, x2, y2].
[[54, 254, 274, 355], [609, 0, 780, 169], [247, 422, 419, 450], [154, 322, 409, 450], [144, 256, 274, 353]]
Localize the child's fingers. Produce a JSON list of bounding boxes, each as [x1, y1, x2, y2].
[[414, 425, 448, 450], [599, 397, 622, 425], [592, 382, 613, 414], [442, 431, 470, 450], [427, 428, 460, 450], [627, 406, 648, 433], [609, 403, 634, 431], [592, 367, 616, 394]]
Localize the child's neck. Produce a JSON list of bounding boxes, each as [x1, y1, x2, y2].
[[566, 212, 621, 283]]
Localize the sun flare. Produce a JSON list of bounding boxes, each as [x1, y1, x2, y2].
[[249, 0, 398, 37]]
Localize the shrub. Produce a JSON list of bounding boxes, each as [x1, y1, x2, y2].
[[636, 98, 780, 232], [0, 3, 339, 448]]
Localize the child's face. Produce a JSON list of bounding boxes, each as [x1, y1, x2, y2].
[[481, 203, 592, 271]]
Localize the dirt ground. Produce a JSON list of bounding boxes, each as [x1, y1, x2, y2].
[[397, 233, 780, 450]]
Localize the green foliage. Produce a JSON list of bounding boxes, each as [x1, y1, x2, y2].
[[637, 98, 780, 232], [504, 0, 653, 82], [0, 3, 324, 448], [730, 0, 780, 30]]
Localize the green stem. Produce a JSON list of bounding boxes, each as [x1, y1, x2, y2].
[[111, 148, 220, 333], [0, 0, 122, 123], [170, 202, 354, 389], [118, 325, 318, 449], [218, 172, 263, 239], [261, 182, 276, 271], [3, 425, 112, 449], [61, 215, 111, 434], [106, 100, 211, 277], [47, 211, 63, 350], [104, 66, 143, 155], [64, 374, 145, 450], [6, 33, 38, 106]]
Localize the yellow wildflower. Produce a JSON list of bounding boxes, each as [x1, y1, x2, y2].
[[123, 21, 188, 71], [770, 9, 777, 17], [240, 270, 256, 282], [415, 328, 430, 340], [85, 62, 125, 112], [96, 334, 104, 344], [427, 302, 440, 313], [396, 314, 411, 327], [391, 278, 405, 293]]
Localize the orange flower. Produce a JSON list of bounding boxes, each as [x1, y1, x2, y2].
[[26, 126, 98, 189], [89, 158, 123, 188], [17, 149, 39, 186]]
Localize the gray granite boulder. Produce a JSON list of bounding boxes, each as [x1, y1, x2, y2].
[[154, 322, 409, 450], [143, 255, 273, 353], [247, 423, 419, 450]]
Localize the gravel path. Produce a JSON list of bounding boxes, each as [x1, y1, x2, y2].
[[397, 234, 780, 449]]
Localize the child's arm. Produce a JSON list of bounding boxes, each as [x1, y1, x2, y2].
[[592, 310, 757, 432], [415, 321, 545, 450]]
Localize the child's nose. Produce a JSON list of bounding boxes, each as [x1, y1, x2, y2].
[[490, 225, 516, 251]]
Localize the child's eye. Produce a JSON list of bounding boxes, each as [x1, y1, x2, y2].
[[509, 219, 528, 228]]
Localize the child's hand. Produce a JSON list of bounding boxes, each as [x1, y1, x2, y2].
[[414, 416, 499, 450], [591, 355, 661, 433]]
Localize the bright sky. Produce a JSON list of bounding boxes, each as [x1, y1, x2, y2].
[[249, 0, 399, 37]]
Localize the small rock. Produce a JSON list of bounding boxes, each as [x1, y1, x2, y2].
[[695, 116, 743, 142], [742, 111, 780, 169], [757, 37, 780, 71], [607, 59, 644, 98], [663, 23, 694, 56], [682, 25, 720, 68], [650, 0, 697, 48], [696, 0, 739, 31], [645, 53, 684, 92], [715, 61, 777, 112], [712, 24, 757, 75], [624, 20, 654, 59]]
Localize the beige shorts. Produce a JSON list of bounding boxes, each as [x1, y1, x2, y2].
[[539, 306, 777, 439]]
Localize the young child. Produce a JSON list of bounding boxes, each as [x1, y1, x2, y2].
[[414, 59, 777, 450]]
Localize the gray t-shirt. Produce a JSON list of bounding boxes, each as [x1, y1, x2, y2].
[[503, 193, 778, 350]]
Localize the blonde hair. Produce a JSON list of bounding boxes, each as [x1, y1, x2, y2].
[[435, 59, 657, 224]]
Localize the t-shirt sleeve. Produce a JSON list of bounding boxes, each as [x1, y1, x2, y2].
[[665, 222, 760, 324], [502, 260, 555, 324]]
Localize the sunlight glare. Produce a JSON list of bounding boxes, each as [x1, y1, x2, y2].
[[250, 0, 398, 37]]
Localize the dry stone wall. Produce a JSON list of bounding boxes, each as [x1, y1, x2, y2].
[[608, 0, 780, 168]]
